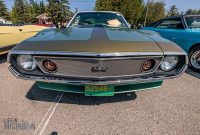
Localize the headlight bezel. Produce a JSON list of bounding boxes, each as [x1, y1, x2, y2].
[[16, 55, 37, 71], [160, 56, 179, 72]]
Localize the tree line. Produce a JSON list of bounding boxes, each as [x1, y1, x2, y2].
[[0, 0, 72, 25], [1, 0, 200, 25], [95, 0, 200, 26]]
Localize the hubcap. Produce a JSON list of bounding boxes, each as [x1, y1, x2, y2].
[[191, 50, 200, 69]]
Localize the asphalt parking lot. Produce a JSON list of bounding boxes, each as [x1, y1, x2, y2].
[[0, 54, 200, 135]]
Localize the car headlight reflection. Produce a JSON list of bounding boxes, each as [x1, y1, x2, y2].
[[160, 56, 179, 71], [17, 55, 37, 71]]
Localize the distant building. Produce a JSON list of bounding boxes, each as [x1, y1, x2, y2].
[[0, 17, 12, 24], [36, 13, 73, 27], [36, 13, 51, 24], [0, 17, 6, 24]]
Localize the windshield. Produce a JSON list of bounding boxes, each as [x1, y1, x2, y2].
[[69, 12, 129, 28], [185, 16, 200, 28]]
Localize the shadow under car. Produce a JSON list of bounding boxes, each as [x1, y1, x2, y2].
[[186, 69, 200, 79], [26, 83, 137, 105]]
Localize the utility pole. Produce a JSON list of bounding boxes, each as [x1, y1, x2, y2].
[[144, 0, 150, 26]]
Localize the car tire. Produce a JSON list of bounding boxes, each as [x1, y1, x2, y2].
[[189, 46, 200, 72]]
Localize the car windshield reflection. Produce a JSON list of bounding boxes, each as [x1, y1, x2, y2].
[[70, 12, 129, 28]]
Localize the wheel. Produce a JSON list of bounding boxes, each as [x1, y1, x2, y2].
[[189, 46, 200, 72]]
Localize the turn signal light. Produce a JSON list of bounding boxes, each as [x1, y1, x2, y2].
[[141, 59, 156, 72], [42, 60, 57, 72]]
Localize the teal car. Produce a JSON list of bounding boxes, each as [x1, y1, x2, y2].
[[143, 15, 200, 72]]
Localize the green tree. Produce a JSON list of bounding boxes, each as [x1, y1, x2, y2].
[[185, 9, 200, 15], [95, 0, 144, 24], [180, 11, 184, 15], [0, 0, 10, 20], [30, 0, 39, 15], [121, 0, 144, 24], [39, 1, 46, 14], [23, 0, 32, 22], [29, 0, 38, 22], [167, 5, 179, 17], [29, 0, 47, 23], [185, 9, 194, 15], [74, 8, 79, 14], [143, 1, 165, 26], [10, 0, 32, 23], [47, 0, 70, 26], [196, 9, 200, 15]]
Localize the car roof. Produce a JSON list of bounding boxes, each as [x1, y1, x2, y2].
[[162, 14, 200, 20], [76, 11, 121, 14], [163, 16, 183, 20]]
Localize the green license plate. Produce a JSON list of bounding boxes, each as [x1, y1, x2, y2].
[[85, 85, 114, 96]]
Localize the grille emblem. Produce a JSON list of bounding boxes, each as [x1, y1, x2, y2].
[[91, 66, 108, 72]]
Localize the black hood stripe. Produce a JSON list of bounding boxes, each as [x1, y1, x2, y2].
[[91, 27, 108, 41]]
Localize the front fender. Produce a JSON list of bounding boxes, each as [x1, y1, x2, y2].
[[138, 29, 161, 37]]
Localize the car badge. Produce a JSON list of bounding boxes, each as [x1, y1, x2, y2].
[[91, 66, 108, 72]]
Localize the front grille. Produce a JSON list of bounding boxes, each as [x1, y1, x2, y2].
[[34, 56, 163, 79]]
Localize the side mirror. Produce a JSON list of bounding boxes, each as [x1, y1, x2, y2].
[[131, 24, 137, 29], [60, 25, 66, 29], [137, 24, 144, 29], [130, 24, 136, 29]]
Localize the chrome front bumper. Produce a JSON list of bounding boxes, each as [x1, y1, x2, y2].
[[8, 65, 188, 85]]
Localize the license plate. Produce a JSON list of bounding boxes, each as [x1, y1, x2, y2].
[[85, 85, 114, 96]]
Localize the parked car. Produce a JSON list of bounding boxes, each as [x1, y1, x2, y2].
[[7, 11, 188, 96], [0, 25, 48, 55], [143, 15, 200, 72]]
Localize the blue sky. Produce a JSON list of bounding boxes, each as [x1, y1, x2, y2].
[[5, 0, 96, 11], [152, 0, 200, 12], [4, 0, 200, 12]]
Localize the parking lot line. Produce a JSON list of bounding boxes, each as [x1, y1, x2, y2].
[[34, 92, 64, 135]]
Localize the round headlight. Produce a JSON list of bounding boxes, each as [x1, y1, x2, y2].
[[17, 55, 37, 71], [160, 56, 179, 71]]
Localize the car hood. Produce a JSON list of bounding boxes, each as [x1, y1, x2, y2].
[[12, 27, 181, 55]]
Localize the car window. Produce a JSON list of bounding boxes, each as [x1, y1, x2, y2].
[[185, 16, 200, 28], [69, 12, 128, 28], [155, 18, 184, 29], [147, 20, 161, 27]]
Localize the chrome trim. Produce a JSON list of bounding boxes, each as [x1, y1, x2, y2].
[[16, 55, 38, 71], [34, 56, 163, 79], [8, 65, 188, 85], [185, 54, 189, 64], [7, 51, 12, 63], [76, 11, 124, 14], [34, 51, 164, 56], [8, 50, 164, 57], [67, 12, 78, 27], [163, 51, 188, 56], [181, 16, 188, 29]]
